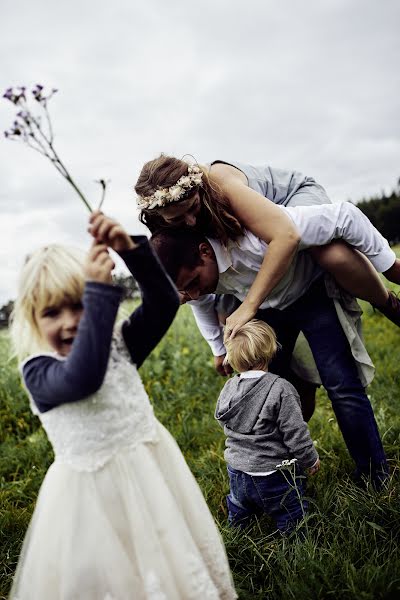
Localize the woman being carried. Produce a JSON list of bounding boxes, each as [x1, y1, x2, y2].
[[135, 155, 400, 337], [9, 211, 236, 599]]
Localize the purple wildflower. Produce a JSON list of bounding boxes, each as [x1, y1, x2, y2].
[[3, 88, 14, 101], [3, 84, 94, 212]]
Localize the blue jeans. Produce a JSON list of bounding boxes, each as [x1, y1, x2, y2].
[[226, 465, 307, 532], [257, 276, 388, 483]]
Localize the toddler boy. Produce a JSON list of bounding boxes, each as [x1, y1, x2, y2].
[[215, 319, 320, 532]]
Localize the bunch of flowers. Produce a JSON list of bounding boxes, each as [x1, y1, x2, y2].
[[3, 84, 107, 212]]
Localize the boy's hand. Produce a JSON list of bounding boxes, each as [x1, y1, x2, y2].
[[85, 242, 115, 284], [214, 354, 233, 376], [307, 458, 320, 476], [88, 211, 136, 253]]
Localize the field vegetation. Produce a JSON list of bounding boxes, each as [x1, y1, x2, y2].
[[1, 274, 399, 599]]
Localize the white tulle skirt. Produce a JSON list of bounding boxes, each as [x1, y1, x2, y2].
[[10, 422, 237, 600]]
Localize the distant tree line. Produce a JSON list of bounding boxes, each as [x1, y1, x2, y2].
[[355, 179, 400, 245], [112, 273, 140, 300], [0, 300, 13, 328]]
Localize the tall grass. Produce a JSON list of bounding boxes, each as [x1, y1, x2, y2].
[[1, 287, 399, 598]]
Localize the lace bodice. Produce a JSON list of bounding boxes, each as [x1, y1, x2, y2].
[[29, 334, 159, 472]]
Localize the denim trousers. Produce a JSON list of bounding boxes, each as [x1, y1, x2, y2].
[[226, 465, 307, 532], [257, 276, 388, 482]]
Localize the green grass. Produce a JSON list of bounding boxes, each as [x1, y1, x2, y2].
[[1, 283, 400, 598]]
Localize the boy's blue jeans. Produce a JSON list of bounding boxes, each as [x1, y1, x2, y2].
[[258, 276, 388, 485], [226, 465, 308, 532]]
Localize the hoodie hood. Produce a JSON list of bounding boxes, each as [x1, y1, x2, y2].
[[215, 372, 280, 434]]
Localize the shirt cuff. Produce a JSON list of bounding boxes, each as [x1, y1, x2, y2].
[[84, 280, 124, 304], [209, 337, 226, 356], [118, 235, 150, 262]]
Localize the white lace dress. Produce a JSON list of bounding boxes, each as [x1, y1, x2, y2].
[[10, 337, 237, 600]]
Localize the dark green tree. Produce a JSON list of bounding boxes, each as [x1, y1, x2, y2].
[[356, 181, 400, 244]]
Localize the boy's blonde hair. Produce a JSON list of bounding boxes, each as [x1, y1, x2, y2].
[[10, 244, 86, 361], [224, 319, 278, 373]]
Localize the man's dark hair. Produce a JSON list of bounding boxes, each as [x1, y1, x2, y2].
[[151, 228, 207, 282]]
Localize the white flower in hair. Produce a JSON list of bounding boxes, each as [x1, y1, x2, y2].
[[137, 162, 204, 210], [154, 189, 166, 200], [169, 185, 182, 199]]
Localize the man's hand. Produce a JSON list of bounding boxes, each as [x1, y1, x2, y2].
[[307, 458, 321, 476], [85, 242, 115, 284], [214, 354, 233, 376], [88, 211, 136, 253]]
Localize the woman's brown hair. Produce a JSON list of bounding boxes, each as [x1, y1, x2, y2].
[[135, 154, 244, 244]]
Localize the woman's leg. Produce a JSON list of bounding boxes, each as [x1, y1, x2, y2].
[[383, 259, 400, 284], [310, 242, 400, 326], [286, 202, 397, 274], [310, 242, 388, 306]]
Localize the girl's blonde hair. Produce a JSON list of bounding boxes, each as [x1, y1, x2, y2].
[[10, 244, 86, 362], [135, 154, 244, 243], [224, 319, 278, 373]]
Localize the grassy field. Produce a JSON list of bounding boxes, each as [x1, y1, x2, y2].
[[1, 287, 399, 598]]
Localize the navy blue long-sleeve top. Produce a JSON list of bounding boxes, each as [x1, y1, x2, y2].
[[22, 236, 180, 413]]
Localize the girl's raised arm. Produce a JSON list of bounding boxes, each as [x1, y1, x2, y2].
[[210, 164, 301, 336], [88, 211, 179, 367]]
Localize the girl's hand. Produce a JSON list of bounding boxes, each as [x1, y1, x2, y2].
[[85, 242, 115, 284], [88, 211, 136, 253], [225, 300, 257, 339]]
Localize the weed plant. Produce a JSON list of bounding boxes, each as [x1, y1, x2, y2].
[[1, 279, 399, 598]]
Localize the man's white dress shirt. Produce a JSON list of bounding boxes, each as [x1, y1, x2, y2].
[[188, 206, 386, 387]]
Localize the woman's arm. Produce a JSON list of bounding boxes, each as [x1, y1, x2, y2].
[[210, 164, 301, 335]]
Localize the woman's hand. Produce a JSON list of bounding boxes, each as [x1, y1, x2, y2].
[[85, 241, 115, 284], [225, 300, 257, 338], [88, 211, 136, 253]]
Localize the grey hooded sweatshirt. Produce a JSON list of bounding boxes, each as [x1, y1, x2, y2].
[[215, 372, 319, 473]]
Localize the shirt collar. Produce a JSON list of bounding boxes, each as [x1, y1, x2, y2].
[[206, 237, 232, 274], [239, 370, 268, 379]]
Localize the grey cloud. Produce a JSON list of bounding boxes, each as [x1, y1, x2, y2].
[[0, 0, 399, 303]]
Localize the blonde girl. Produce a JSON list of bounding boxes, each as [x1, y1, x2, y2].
[[9, 211, 236, 600]]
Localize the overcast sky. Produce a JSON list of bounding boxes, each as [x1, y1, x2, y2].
[[1, 0, 399, 304]]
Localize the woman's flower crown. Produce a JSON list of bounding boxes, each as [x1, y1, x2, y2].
[[136, 164, 204, 210]]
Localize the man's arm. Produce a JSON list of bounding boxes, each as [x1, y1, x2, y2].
[[189, 295, 232, 375]]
